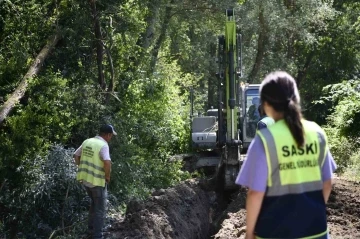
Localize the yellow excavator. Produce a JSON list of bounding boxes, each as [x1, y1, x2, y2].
[[190, 9, 261, 190]]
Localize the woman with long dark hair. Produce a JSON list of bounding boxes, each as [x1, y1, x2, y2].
[[236, 71, 337, 239]]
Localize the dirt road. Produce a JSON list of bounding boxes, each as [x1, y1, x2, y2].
[[105, 178, 360, 239]]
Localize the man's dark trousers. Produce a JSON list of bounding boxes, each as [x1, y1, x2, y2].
[[85, 185, 107, 239]]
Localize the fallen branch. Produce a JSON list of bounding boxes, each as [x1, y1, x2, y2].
[[0, 32, 62, 125]]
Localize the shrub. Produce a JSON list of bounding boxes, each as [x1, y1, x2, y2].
[[319, 80, 360, 174], [343, 150, 360, 181], [0, 145, 88, 238], [323, 127, 358, 173]]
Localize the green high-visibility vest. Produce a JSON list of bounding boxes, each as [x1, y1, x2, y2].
[[259, 119, 325, 189], [255, 119, 328, 239], [76, 138, 107, 187]]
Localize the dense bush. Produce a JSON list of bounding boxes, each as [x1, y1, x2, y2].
[[324, 127, 357, 173], [105, 60, 193, 201], [319, 80, 360, 177], [0, 145, 87, 238]]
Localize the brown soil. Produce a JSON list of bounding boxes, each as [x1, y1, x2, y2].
[[327, 179, 360, 239], [105, 179, 214, 239], [214, 178, 360, 239], [105, 178, 360, 239]]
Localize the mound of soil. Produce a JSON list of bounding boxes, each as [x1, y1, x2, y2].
[[327, 179, 360, 238], [105, 179, 214, 239], [214, 178, 360, 239]]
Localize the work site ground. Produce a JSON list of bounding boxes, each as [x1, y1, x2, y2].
[[101, 175, 360, 239]]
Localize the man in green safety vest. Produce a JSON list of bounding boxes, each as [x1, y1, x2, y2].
[[74, 124, 117, 239], [257, 104, 274, 130]]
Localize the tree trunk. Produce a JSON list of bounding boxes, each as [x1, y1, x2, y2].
[[284, 0, 296, 59], [0, 33, 61, 125], [148, 0, 174, 75], [103, 42, 115, 104], [89, 0, 106, 90], [248, 7, 268, 83], [121, 1, 161, 94], [284, 0, 296, 10], [296, 51, 315, 87], [136, 1, 160, 50]]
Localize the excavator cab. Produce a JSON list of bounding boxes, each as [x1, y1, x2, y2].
[[239, 84, 261, 152]]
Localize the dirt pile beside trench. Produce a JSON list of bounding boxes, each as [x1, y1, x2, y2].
[[214, 178, 360, 239], [106, 179, 213, 239], [327, 179, 360, 238]]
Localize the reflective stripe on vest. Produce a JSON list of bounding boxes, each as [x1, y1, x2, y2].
[[257, 116, 275, 128], [257, 120, 326, 196], [76, 138, 106, 187], [256, 229, 328, 239]]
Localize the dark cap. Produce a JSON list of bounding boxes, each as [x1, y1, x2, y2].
[[99, 124, 117, 135]]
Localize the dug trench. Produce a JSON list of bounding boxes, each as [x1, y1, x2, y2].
[[104, 170, 360, 238], [104, 178, 237, 239]]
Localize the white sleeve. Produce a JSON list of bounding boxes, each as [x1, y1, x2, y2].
[[74, 145, 82, 156], [99, 144, 111, 161]]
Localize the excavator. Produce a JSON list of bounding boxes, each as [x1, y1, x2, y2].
[[190, 9, 261, 190]]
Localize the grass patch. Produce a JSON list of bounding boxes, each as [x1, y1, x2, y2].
[[342, 150, 360, 182]]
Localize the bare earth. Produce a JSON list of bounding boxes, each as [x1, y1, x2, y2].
[[214, 178, 360, 239], [105, 179, 214, 239], [105, 178, 360, 239]]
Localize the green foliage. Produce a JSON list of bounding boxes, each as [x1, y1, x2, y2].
[[0, 71, 104, 186], [110, 150, 191, 201], [319, 80, 360, 175], [300, 1, 360, 122], [0, 145, 87, 238], [320, 80, 360, 138], [0, 0, 56, 96], [237, 0, 339, 83], [324, 127, 355, 173], [119, 60, 192, 155], [108, 60, 192, 200], [343, 149, 360, 182]]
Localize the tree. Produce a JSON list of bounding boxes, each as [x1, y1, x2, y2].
[[0, 33, 61, 124]]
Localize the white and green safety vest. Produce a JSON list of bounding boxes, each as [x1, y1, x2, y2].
[[76, 138, 107, 187]]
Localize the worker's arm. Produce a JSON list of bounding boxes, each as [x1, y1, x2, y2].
[[235, 136, 268, 239], [103, 160, 111, 183], [74, 155, 81, 166], [319, 130, 337, 204], [100, 144, 112, 183], [73, 145, 82, 166], [323, 179, 333, 203], [246, 190, 265, 239], [320, 149, 337, 204]]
